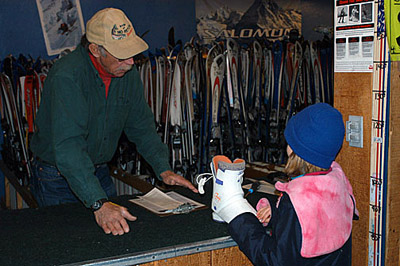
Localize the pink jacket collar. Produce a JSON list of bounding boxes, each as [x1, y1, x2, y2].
[[275, 162, 358, 258]]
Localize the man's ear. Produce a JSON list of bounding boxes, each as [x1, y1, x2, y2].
[[89, 43, 101, 58]]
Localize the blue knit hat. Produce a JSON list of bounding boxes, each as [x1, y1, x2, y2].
[[284, 103, 345, 169]]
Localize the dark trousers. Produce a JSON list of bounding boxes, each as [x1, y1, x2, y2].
[[30, 159, 117, 207]]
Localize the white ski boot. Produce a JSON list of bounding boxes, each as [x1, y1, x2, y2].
[[210, 155, 257, 223]]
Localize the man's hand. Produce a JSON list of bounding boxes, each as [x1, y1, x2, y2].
[[160, 170, 199, 193], [94, 202, 137, 235]]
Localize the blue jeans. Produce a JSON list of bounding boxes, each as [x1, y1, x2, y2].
[[30, 159, 116, 207]]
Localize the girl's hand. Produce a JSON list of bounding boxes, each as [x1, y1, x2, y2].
[[257, 207, 271, 225], [256, 198, 271, 226]]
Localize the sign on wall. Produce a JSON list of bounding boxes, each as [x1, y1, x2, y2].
[[195, 0, 301, 44], [384, 0, 400, 61], [36, 0, 85, 56], [334, 0, 375, 72]]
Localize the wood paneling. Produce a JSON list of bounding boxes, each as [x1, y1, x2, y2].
[[140, 246, 251, 266], [334, 72, 373, 266], [335, 63, 400, 265], [211, 246, 252, 265], [386, 61, 400, 265]]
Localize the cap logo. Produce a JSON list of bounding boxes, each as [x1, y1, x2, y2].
[[111, 23, 133, 40]]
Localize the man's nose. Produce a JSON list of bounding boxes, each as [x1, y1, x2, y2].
[[123, 57, 134, 65]]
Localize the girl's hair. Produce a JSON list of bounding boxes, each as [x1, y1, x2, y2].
[[284, 152, 328, 178]]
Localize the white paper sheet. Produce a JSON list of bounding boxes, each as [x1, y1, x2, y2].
[[129, 187, 206, 215]]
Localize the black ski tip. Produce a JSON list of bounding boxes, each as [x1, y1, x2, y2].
[[139, 29, 150, 38], [168, 27, 176, 48]]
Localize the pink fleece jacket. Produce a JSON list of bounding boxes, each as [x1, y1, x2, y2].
[[274, 162, 358, 258]]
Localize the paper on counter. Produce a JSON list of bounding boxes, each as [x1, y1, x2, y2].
[[129, 187, 206, 216], [243, 179, 281, 196]]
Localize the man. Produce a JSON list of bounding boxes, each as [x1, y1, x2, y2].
[[30, 8, 198, 235]]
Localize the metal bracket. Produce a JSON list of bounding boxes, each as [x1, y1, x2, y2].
[[346, 115, 363, 148]]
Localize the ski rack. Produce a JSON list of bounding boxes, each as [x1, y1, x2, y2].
[[138, 36, 334, 182], [0, 54, 52, 188], [0, 38, 334, 189]]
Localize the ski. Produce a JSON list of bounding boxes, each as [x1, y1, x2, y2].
[[0, 73, 32, 185]]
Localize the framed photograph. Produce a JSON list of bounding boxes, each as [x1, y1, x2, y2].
[[36, 0, 85, 56]]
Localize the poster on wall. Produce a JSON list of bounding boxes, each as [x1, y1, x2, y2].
[[36, 0, 85, 56], [334, 0, 374, 72], [195, 0, 301, 44], [384, 0, 400, 61]]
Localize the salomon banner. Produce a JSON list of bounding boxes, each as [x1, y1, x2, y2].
[[195, 0, 301, 44], [384, 0, 400, 61]]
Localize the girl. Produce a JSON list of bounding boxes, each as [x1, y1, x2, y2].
[[212, 103, 358, 266]]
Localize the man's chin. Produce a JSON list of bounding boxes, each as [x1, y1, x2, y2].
[[113, 69, 130, 77]]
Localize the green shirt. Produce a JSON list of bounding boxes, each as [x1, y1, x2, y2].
[[30, 45, 171, 207]]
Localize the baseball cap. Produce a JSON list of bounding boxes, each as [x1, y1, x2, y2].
[[86, 8, 149, 59]]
